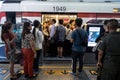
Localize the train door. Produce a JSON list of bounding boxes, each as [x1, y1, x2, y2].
[[42, 13, 77, 57], [42, 13, 77, 24]]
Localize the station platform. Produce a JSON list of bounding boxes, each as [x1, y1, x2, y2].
[[0, 60, 97, 80]]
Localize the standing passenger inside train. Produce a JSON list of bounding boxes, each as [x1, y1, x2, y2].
[[49, 19, 57, 56], [1, 22, 18, 79], [97, 19, 120, 80], [32, 20, 43, 75], [57, 19, 66, 58], [70, 18, 88, 76], [64, 24, 73, 57], [21, 22, 36, 78], [43, 21, 50, 57]]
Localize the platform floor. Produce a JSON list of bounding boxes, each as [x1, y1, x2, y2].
[[0, 60, 97, 80]]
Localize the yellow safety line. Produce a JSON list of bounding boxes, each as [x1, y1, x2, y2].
[[39, 66, 96, 69]]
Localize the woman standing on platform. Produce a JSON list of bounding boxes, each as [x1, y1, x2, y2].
[[32, 20, 43, 75], [1, 22, 18, 79], [21, 22, 36, 78]]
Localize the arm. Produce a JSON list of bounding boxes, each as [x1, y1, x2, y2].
[[28, 34, 37, 58], [70, 31, 74, 43], [3, 33, 17, 50], [29, 40, 36, 58], [38, 31, 43, 43], [97, 49, 103, 67], [9, 31, 17, 44]]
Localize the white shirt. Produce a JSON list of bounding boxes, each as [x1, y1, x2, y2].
[[35, 28, 43, 50], [50, 24, 56, 39]]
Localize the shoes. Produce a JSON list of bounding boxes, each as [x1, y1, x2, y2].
[[70, 72, 77, 76], [57, 56, 64, 58], [35, 71, 39, 75], [77, 72, 82, 77], [24, 74, 29, 78], [10, 75, 18, 80], [28, 74, 37, 79]]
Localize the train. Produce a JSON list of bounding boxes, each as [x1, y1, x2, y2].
[[0, 1, 120, 24]]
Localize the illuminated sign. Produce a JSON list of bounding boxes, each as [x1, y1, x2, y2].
[[113, 8, 120, 13]]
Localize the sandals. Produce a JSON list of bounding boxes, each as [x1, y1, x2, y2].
[[10, 74, 18, 79], [10, 75, 17, 79]]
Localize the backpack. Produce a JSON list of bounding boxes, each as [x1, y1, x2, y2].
[[76, 30, 88, 47]]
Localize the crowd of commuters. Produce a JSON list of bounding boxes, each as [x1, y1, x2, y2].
[[42, 19, 75, 57], [1, 18, 120, 80]]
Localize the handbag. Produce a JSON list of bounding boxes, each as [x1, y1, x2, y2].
[[8, 47, 22, 62]]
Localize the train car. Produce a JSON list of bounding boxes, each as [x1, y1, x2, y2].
[[0, 1, 120, 24]]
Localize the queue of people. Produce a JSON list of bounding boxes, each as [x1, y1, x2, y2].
[[1, 18, 120, 80]]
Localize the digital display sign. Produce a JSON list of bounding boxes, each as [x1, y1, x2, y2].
[[88, 27, 101, 47]]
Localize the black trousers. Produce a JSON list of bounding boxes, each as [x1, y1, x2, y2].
[[33, 49, 42, 72], [71, 51, 84, 73]]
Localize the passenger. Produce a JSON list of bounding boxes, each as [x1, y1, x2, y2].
[[43, 21, 50, 57], [69, 20, 75, 30], [95, 20, 109, 62], [70, 18, 88, 76], [97, 19, 120, 80], [64, 24, 73, 57], [1, 22, 18, 79], [94, 20, 109, 80], [21, 22, 36, 78], [32, 20, 43, 75], [49, 19, 57, 56], [57, 19, 66, 58]]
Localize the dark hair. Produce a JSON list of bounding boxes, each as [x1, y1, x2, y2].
[[75, 18, 83, 27], [21, 22, 31, 39], [104, 20, 109, 25], [69, 20, 74, 24], [33, 20, 40, 27], [52, 19, 56, 23], [107, 19, 118, 30], [66, 24, 70, 28], [32, 20, 40, 40], [1, 22, 12, 41], [59, 19, 63, 25]]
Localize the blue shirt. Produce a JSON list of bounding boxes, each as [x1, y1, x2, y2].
[[71, 29, 88, 52]]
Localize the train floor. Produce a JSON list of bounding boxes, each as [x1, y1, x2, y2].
[[0, 60, 97, 80]]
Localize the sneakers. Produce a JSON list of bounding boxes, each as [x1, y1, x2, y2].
[[77, 72, 82, 77], [70, 72, 77, 76]]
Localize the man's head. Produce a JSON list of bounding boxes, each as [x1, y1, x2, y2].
[[75, 18, 83, 27], [103, 20, 109, 32], [52, 19, 56, 24], [59, 19, 63, 25], [107, 19, 118, 31]]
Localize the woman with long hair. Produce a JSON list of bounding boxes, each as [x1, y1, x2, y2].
[[1, 22, 17, 79], [32, 20, 43, 75], [21, 22, 36, 78]]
